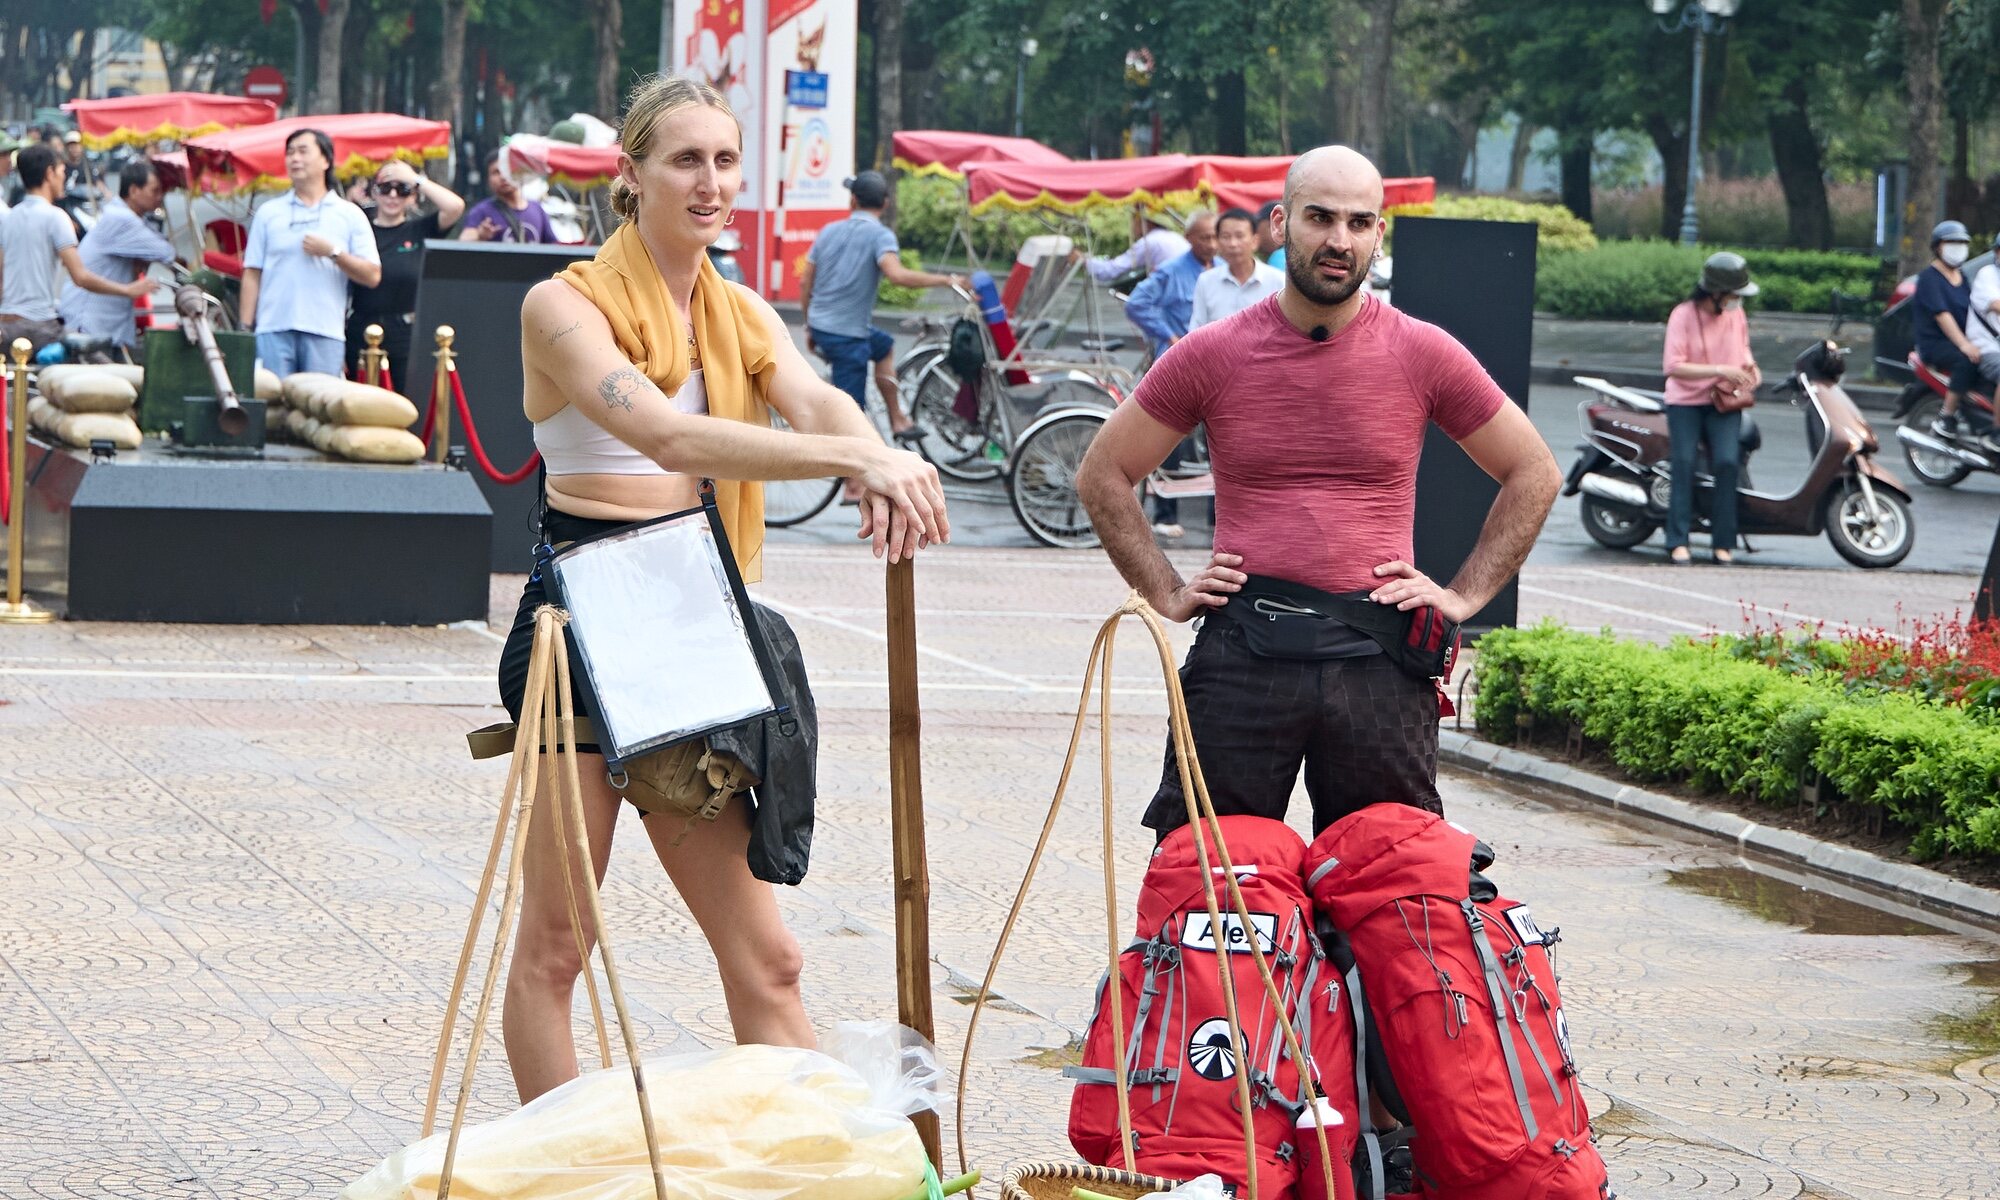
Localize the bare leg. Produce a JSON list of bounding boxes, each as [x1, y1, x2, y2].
[[642, 804, 815, 1048], [503, 753, 622, 1103], [875, 358, 911, 433], [1944, 390, 1964, 419]]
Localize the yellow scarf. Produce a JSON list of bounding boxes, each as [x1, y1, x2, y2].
[[559, 222, 776, 582]]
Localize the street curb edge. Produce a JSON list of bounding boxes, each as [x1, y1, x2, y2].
[[1438, 729, 2000, 928]]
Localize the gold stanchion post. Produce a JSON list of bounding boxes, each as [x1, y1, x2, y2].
[[431, 324, 456, 463], [3, 338, 55, 624], [362, 323, 385, 388]]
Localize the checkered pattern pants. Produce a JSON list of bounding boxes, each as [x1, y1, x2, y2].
[[1143, 618, 1443, 836]]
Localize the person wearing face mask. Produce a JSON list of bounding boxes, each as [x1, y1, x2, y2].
[[1661, 252, 1761, 566], [344, 159, 467, 391], [1914, 220, 1983, 440]]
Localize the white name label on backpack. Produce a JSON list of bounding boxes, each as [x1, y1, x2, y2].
[[1183, 911, 1278, 955], [1504, 904, 1545, 945]]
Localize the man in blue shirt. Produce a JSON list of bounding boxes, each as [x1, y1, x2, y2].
[[1256, 200, 1285, 268], [61, 160, 177, 352], [1123, 210, 1217, 357], [1914, 220, 1986, 441], [800, 170, 964, 451]]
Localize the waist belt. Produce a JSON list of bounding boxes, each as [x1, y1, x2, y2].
[[1217, 574, 1462, 682]]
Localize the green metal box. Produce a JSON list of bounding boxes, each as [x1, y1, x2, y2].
[[139, 328, 257, 434]]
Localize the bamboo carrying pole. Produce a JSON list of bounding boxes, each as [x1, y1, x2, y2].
[[2, 339, 54, 625], [886, 557, 942, 1170], [362, 323, 386, 389], [430, 324, 457, 462]]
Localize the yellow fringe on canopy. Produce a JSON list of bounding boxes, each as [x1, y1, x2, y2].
[[79, 121, 231, 151], [967, 184, 1210, 217], [891, 156, 970, 181], [202, 145, 451, 195], [547, 170, 617, 192]]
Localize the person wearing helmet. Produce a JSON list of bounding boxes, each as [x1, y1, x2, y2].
[[1660, 251, 1761, 565], [1915, 219, 1982, 439]]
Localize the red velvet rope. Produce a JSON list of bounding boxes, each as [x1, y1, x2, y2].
[[448, 365, 540, 485], [418, 378, 437, 446], [1, 392, 11, 525]]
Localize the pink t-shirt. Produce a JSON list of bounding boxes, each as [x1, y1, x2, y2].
[[1135, 294, 1508, 595], [1662, 300, 1755, 406]]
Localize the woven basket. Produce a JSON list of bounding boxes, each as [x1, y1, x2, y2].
[[999, 1161, 1186, 1200]]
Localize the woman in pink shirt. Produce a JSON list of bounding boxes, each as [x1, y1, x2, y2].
[[1661, 252, 1761, 564]]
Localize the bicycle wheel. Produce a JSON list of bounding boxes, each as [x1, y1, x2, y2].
[[762, 411, 842, 527], [1007, 409, 1105, 549], [907, 358, 1003, 482]]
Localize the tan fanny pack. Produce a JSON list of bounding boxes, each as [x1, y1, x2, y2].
[[466, 719, 759, 837]]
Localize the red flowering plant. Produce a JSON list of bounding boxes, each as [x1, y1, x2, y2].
[[1719, 606, 2000, 721]]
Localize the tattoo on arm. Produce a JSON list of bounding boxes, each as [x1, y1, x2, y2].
[[597, 367, 647, 413], [547, 320, 581, 345]]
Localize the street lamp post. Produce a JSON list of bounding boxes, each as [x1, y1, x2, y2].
[[1651, 0, 1740, 246], [1013, 37, 1039, 139]]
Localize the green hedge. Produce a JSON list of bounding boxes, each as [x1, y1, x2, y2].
[[1535, 240, 1880, 321], [895, 175, 1134, 265], [1474, 625, 2000, 859]]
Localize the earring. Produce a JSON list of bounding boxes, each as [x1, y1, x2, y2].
[[724, 210, 736, 227]]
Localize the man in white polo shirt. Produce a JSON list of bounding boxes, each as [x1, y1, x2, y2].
[[1190, 207, 1284, 330]]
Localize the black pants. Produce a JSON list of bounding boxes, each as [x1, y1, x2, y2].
[[1143, 618, 1442, 836], [495, 509, 627, 752], [1930, 343, 1984, 397]]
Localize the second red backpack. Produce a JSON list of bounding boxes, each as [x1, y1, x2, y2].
[[1069, 815, 1360, 1199], [1304, 805, 1612, 1200]]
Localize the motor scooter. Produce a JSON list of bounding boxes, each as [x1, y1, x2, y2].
[[1890, 350, 2000, 487], [1562, 340, 1915, 568], [707, 229, 745, 286]]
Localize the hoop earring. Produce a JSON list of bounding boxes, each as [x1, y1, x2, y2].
[[724, 210, 736, 227]]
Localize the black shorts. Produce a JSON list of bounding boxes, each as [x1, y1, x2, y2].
[[495, 508, 629, 753], [1143, 617, 1443, 837]]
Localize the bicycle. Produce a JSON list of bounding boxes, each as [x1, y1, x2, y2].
[[762, 339, 900, 528]]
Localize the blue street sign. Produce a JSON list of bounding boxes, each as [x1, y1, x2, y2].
[[785, 70, 829, 110]]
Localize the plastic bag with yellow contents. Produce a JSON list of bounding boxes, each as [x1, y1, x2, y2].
[[342, 1025, 939, 1200]]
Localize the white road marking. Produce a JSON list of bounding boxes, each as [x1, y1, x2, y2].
[[1518, 585, 1711, 633], [1574, 568, 1899, 638], [757, 596, 1046, 690]]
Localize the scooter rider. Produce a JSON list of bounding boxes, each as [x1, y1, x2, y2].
[[1960, 233, 2000, 453], [1915, 220, 1986, 442]]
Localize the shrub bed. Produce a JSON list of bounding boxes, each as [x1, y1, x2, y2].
[[1473, 624, 2000, 859], [1536, 240, 1880, 321]]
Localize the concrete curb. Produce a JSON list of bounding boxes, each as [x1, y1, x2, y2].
[[1438, 728, 2000, 929], [1531, 362, 1905, 414]]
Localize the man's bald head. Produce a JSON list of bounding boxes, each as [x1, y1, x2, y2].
[[1282, 145, 1384, 211]]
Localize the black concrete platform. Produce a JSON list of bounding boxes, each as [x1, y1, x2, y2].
[[15, 438, 492, 624]]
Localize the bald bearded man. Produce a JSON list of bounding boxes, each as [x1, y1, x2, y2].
[[1077, 145, 1560, 836]]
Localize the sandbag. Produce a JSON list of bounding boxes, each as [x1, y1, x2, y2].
[[326, 383, 419, 428], [328, 425, 424, 464], [341, 1035, 933, 1200], [27, 396, 60, 434], [281, 371, 342, 417], [49, 410, 144, 450], [256, 366, 284, 402], [93, 363, 147, 389], [308, 419, 336, 454], [43, 369, 139, 414]]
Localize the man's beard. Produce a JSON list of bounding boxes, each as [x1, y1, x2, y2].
[[1284, 228, 1370, 307]]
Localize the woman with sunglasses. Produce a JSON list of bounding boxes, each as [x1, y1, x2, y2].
[[344, 160, 467, 393]]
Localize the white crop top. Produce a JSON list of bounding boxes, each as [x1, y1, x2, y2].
[[533, 370, 707, 476]]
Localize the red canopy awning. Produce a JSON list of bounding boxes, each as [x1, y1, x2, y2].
[[891, 130, 1070, 180], [65, 92, 279, 150], [965, 155, 1207, 215], [149, 149, 191, 191], [502, 135, 622, 190], [1194, 156, 1435, 212], [185, 113, 452, 195]]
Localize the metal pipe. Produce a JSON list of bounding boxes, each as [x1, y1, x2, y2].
[[174, 283, 247, 436], [1577, 473, 1651, 509]]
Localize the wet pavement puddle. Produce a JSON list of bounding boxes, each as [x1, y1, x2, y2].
[[1663, 865, 1948, 936]]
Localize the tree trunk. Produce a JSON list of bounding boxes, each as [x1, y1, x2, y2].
[[1644, 113, 1688, 242], [1354, 0, 1397, 162], [66, 25, 99, 99], [1558, 129, 1593, 224], [1215, 67, 1247, 157], [1900, 0, 1948, 276], [591, 0, 623, 119], [1506, 119, 1535, 192], [875, 0, 903, 168], [311, 0, 348, 115], [1766, 76, 1831, 249], [433, 0, 470, 144], [341, 0, 372, 115]]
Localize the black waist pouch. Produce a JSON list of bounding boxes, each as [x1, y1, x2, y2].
[[1219, 574, 1462, 681]]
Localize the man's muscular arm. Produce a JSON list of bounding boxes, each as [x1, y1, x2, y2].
[[1368, 401, 1559, 620], [1077, 400, 1244, 622]]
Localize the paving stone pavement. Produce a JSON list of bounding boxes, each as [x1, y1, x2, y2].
[[2, 543, 1997, 1198]]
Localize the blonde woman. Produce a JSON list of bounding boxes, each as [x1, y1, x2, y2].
[[496, 73, 948, 1103]]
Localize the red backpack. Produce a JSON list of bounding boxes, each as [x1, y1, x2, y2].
[[1068, 816, 1359, 1199], [1304, 805, 1612, 1200]]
